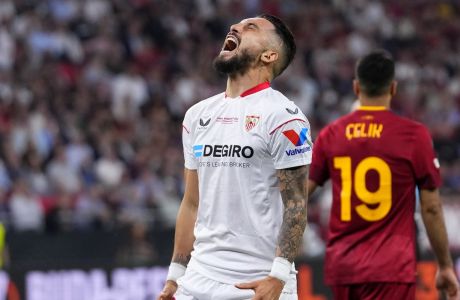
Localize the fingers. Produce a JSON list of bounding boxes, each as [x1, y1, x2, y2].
[[446, 283, 459, 300], [157, 282, 177, 300], [157, 290, 173, 300], [235, 280, 259, 289], [439, 272, 460, 300]]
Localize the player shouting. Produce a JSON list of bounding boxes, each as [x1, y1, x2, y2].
[[159, 14, 312, 300]]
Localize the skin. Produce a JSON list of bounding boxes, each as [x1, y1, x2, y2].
[[158, 169, 198, 300], [159, 17, 309, 300], [220, 17, 283, 98], [307, 80, 459, 300]]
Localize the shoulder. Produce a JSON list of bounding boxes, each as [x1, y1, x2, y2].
[[387, 112, 432, 138], [184, 92, 224, 118], [263, 88, 310, 132], [263, 88, 300, 113], [183, 92, 224, 134]]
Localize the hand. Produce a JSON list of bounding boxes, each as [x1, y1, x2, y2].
[[436, 267, 460, 300], [157, 280, 178, 300], [235, 276, 284, 300]]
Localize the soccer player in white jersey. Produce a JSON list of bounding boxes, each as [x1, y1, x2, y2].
[[158, 14, 311, 300]]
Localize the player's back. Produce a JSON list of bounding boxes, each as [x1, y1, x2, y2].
[[310, 106, 441, 285]]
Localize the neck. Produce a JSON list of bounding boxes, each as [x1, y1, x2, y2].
[[359, 94, 391, 109], [225, 68, 271, 98]]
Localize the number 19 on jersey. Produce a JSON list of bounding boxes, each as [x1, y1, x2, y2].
[[334, 156, 392, 222]]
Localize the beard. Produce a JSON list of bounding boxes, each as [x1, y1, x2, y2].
[[213, 49, 258, 77]]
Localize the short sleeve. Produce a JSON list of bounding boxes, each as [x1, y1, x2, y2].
[[269, 118, 312, 169], [411, 126, 441, 189], [182, 110, 198, 170], [308, 128, 330, 186]]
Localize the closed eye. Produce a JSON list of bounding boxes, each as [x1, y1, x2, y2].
[[245, 23, 259, 30]]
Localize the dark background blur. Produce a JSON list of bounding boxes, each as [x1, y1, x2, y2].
[[0, 0, 458, 299]]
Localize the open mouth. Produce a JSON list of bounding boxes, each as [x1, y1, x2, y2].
[[222, 35, 239, 52]]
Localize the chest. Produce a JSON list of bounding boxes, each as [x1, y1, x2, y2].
[[192, 101, 268, 160]]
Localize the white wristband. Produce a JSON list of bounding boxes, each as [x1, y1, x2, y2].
[[166, 263, 186, 282], [269, 257, 291, 284]]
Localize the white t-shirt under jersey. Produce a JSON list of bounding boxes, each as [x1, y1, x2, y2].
[[182, 82, 312, 284]]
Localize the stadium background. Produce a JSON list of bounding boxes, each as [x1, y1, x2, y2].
[[0, 0, 458, 299]]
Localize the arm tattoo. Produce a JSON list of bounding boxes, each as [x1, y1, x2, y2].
[[276, 165, 309, 262], [172, 253, 191, 267]]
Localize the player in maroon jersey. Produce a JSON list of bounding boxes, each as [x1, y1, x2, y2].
[[308, 50, 459, 300]]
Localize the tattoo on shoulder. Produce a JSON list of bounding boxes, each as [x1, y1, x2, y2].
[[172, 253, 191, 267], [276, 165, 309, 262]]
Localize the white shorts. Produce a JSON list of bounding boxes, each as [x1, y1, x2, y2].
[[175, 268, 297, 300]]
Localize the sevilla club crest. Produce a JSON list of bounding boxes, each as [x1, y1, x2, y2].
[[245, 115, 260, 131]]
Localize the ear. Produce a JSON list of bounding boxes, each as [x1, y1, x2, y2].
[[390, 80, 397, 97], [261, 50, 278, 64], [353, 80, 360, 97]]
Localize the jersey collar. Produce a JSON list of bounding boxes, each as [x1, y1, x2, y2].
[[225, 82, 270, 98], [357, 106, 388, 111]]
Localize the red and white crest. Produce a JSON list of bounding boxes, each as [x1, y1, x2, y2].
[[245, 115, 260, 131]]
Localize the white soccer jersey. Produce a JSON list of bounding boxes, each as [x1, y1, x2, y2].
[[182, 82, 312, 284]]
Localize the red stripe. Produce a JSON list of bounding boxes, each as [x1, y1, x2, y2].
[[241, 82, 270, 97], [225, 82, 270, 98], [182, 124, 190, 134], [269, 118, 307, 135]]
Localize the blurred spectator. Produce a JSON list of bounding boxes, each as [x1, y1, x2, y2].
[[95, 146, 124, 187], [10, 179, 44, 231], [111, 64, 148, 121], [74, 186, 110, 230], [47, 146, 80, 194], [45, 192, 74, 232], [116, 222, 157, 267]]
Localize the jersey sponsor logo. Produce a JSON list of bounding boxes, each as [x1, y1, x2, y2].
[[286, 107, 298, 115], [283, 128, 312, 156], [193, 144, 254, 158], [245, 115, 260, 131], [283, 128, 310, 146], [286, 147, 311, 156]]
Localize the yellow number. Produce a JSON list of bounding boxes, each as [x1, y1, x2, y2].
[[334, 156, 392, 222], [333, 157, 352, 221]]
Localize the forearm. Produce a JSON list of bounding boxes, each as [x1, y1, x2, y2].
[[171, 201, 197, 266], [276, 166, 309, 262], [420, 189, 453, 268], [276, 201, 307, 262]]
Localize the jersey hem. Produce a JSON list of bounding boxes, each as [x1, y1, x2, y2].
[[188, 257, 269, 285], [274, 157, 311, 170]]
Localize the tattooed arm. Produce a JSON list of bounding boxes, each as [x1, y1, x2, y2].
[[158, 169, 198, 300], [235, 165, 309, 297], [276, 165, 309, 262]]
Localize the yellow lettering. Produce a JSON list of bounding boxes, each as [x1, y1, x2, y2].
[[345, 124, 353, 140], [354, 124, 361, 138], [374, 123, 383, 138], [346, 123, 383, 140], [368, 123, 374, 137], [361, 123, 368, 138]]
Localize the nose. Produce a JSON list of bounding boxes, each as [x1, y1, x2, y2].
[[230, 23, 242, 34]]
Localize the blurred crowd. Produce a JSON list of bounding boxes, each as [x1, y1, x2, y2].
[[0, 0, 459, 255]]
